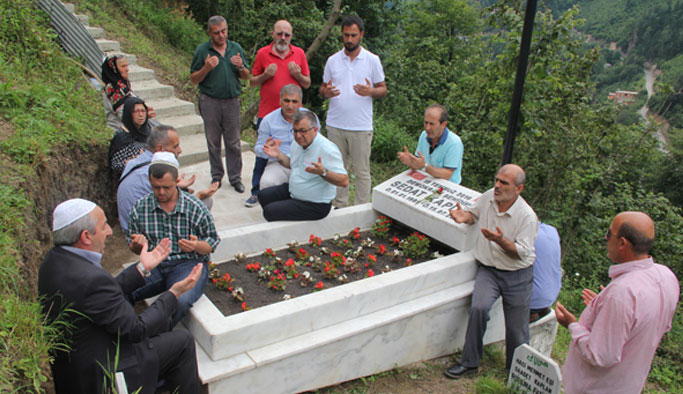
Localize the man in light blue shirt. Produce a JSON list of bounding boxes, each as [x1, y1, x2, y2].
[[246, 84, 305, 207], [259, 111, 348, 221], [117, 125, 217, 231], [398, 104, 464, 184], [529, 222, 562, 322]]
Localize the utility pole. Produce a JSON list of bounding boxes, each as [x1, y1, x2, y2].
[[502, 0, 538, 165]]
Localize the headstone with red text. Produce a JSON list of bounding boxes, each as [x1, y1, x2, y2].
[[371, 170, 481, 251]]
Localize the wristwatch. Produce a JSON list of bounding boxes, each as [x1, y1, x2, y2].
[[137, 261, 151, 277], [321, 168, 328, 178]]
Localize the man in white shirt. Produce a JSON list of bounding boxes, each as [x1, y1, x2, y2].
[[319, 15, 386, 208], [445, 164, 538, 377]]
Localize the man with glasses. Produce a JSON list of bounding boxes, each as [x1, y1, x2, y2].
[[258, 111, 348, 221], [250, 84, 306, 196], [191, 15, 249, 193], [246, 20, 311, 207], [556, 211, 679, 394], [446, 164, 538, 377]]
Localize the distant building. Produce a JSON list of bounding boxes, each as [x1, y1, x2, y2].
[[608, 90, 638, 105]]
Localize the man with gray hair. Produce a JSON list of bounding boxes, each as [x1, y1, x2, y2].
[[245, 84, 305, 207], [38, 198, 202, 394], [126, 152, 220, 325], [446, 164, 538, 377], [259, 110, 348, 221], [190, 15, 249, 193], [117, 124, 218, 231]]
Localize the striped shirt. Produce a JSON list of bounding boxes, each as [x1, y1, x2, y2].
[[127, 189, 219, 262]]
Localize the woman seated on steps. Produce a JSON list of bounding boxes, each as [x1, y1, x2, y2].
[[101, 54, 156, 130], [108, 97, 152, 178]]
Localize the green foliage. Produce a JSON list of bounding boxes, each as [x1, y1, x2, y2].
[[110, 0, 206, 53], [370, 114, 415, 163], [646, 127, 683, 208], [400, 232, 430, 258]]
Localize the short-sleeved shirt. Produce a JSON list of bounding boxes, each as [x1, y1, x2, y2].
[[117, 149, 154, 231], [254, 107, 310, 160], [252, 44, 310, 117], [415, 128, 464, 184], [529, 222, 562, 309], [322, 47, 385, 131], [288, 133, 346, 203], [126, 189, 220, 262], [467, 189, 538, 270], [190, 40, 249, 99]]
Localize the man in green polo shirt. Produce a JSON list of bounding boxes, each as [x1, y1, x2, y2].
[[190, 15, 250, 193]]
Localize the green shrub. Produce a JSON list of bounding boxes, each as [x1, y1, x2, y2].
[[371, 114, 416, 163]]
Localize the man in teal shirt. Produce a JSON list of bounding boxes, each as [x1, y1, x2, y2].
[[190, 15, 250, 193], [398, 104, 464, 184]]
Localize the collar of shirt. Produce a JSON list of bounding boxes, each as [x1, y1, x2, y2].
[[152, 187, 186, 215], [342, 46, 367, 62], [426, 127, 450, 148], [609, 256, 654, 280], [487, 188, 526, 218], [61, 245, 103, 269]]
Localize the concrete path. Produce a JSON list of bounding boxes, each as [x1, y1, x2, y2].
[[180, 148, 267, 230]]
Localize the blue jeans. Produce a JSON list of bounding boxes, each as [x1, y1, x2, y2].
[[250, 117, 267, 196], [127, 259, 209, 326]]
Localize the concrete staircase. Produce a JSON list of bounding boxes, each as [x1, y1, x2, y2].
[[64, 3, 213, 167]]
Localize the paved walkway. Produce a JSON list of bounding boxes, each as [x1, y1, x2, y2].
[[180, 149, 267, 230]]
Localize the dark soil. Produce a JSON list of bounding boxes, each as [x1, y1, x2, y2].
[[205, 221, 456, 316]]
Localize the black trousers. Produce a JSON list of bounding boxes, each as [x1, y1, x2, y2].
[[123, 330, 200, 394], [259, 183, 332, 221]]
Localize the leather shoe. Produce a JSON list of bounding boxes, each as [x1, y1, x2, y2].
[[444, 363, 477, 379], [232, 182, 245, 193]]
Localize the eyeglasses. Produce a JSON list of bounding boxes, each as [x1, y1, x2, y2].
[[293, 126, 314, 134], [605, 228, 614, 241], [133, 109, 147, 114], [275, 32, 291, 38]]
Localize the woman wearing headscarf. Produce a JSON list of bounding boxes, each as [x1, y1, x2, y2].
[[108, 97, 152, 178], [101, 55, 155, 130]]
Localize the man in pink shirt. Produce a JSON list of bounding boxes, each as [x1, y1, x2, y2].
[[246, 19, 311, 207], [556, 211, 679, 394]]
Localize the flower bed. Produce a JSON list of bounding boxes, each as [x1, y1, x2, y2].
[[204, 217, 456, 316]]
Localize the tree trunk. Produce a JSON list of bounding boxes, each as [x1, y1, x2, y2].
[[306, 0, 343, 60]]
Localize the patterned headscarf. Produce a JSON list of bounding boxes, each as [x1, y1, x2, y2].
[[101, 55, 131, 111]]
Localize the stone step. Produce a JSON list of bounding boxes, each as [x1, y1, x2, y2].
[[63, 2, 75, 12], [178, 134, 251, 167], [158, 113, 204, 137], [130, 79, 174, 101], [105, 51, 137, 65], [75, 14, 89, 26], [146, 97, 196, 119], [127, 64, 155, 82], [86, 26, 104, 39], [96, 39, 120, 52]]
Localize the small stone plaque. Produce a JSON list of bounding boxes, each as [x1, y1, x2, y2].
[[508, 344, 562, 394], [372, 170, 481, 251]]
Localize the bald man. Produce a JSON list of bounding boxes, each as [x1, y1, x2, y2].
[[445, 164, 538, 377], [556, 212, 679, 394]]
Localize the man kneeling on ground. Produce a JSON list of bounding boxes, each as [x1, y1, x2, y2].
[[259, 111, 348, 221]]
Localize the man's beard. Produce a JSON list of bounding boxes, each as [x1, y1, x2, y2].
[[344, 41, 360, 52], [274, 40, 289, 52]]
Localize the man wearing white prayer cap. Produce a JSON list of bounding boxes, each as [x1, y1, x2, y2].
[[126, 151, 220, 325], [38, 198, 202, 394]]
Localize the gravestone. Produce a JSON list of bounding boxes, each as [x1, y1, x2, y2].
[[508, 344, 562, 394], [372, 170, 481, 251]]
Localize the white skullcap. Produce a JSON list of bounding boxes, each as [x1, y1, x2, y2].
[[52, 198, 97, 231], [151, 151, 179, 168]]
